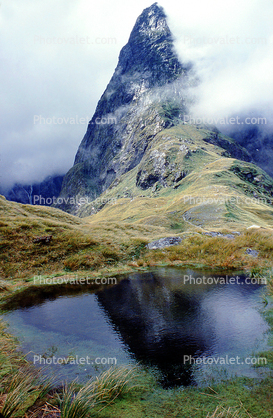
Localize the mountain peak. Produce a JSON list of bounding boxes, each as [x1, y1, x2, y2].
[[58, 4, 190, 211], [79, 3, 187, 125], [129, 3, 169, 40], [116, 3, 184, 89]]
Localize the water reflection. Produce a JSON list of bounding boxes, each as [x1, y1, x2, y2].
[[96, 268, 269, 386], [1, 268, 269, 387]]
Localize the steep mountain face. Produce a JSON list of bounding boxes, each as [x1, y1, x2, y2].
[[2, 175, 64, 205], [58, 3, 191, 212], [57, 2, 273, 230], [227, 123, 273, 178]]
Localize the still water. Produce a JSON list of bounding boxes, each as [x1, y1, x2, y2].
[[1, 268, 270, 387]]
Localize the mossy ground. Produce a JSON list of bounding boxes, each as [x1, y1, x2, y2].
[[92, 375, 273, 418]]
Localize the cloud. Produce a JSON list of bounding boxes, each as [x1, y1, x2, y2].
[[165, 0, 273, 127], [0, 0, 153, 188], [0, 0, 272, 188]]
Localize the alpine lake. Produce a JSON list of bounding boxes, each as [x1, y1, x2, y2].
[[1, 267, 271, 388]]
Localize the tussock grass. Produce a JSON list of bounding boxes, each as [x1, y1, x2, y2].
[[140, 229, 273, 273], [0, 197, 156, 279], [0, 365, 53, 418], [0, 368, 49, 418], [58, 366, 137, 418], [0, 323, 136, 418], [0, 321, 55, 417], [206, 405, 247, 418], [58, 381, 94, 418], [1, 191, 273, 281], [88, 366, 137, 405]]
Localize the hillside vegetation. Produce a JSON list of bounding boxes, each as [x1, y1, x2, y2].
[[1, 192, 273, 282]]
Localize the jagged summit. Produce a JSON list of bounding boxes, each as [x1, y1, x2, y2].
[[57, 3, 190, 212], [56, 4, 273, 225], [122, 2, 184, 86], [74, 2, 184, 143], [99, 3, 185, 106], [73, 3, 187, 166]]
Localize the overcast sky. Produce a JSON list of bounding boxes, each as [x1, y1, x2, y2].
[[1, 0, 272, 189]]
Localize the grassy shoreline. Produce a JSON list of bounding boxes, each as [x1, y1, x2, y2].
[[0, 259, 272, 417], [0, 316, 272, 417], [1, 194, 273, 416]]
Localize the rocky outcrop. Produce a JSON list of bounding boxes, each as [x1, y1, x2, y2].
[[147, 236, 182, 249], [56, 3, 273, 218], [57, 3, 190, 213], [228, 123, 273, 178], [202, 131, 251, 162], [203, 231, 240, 239], [245, 248, 259, 257]]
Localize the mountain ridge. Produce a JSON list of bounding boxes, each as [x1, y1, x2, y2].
[[57, 3, 191, 212], [54, 3, 273, 233]]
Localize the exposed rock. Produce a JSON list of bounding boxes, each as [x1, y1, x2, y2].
[[245, 248, 259, 257], [0, 280, 9, 291], [57, 3, 190, 213], [33, 235, 53, 244], [228, 122, 273, 178], [174, 171, 187, 182], [202, 132, 251, 162], [136, 149, 167, 189], [204, 231, 240, 239], [230, 162, 273, 201], [147, 236, 182, 249]]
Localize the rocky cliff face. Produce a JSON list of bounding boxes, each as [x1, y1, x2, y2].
[[2, 175, 64, 205], [228, 123, 273, 178], [58, 3, 192, 212], [57, 3, 273, 219]]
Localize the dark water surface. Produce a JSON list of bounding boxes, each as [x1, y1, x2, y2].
[[1, 268, 270, 387]]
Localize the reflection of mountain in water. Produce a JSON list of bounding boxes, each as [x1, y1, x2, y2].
[[96, 269, 267, 387], [2, 267, 268, 388], [96, 271, 211, 387]]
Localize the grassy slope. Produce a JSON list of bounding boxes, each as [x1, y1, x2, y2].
[[1, 121, 273, 416], [0, 195, 166, 279], [77, 124, 273, 234], [86, 159, 273, 234], [0, 200, 273, 417], [1, 193, 273, 280]]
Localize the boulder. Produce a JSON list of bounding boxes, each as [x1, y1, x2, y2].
[[147, 236, 182, 250]]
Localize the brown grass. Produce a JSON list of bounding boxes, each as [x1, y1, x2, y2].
[[140, 229, 273, 273]]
